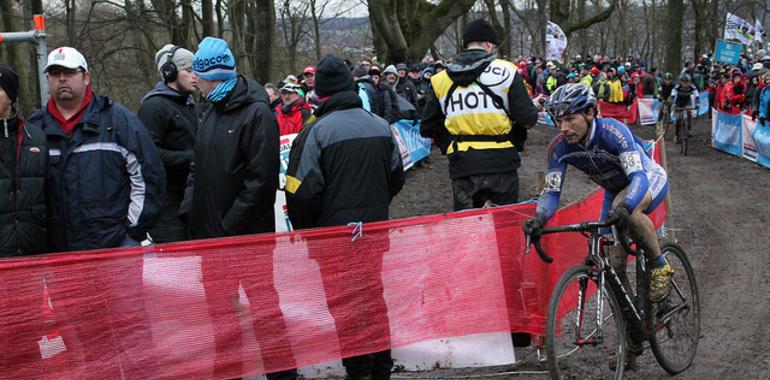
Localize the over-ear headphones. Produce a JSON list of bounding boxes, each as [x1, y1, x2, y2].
[[160, 45, 181, 83]]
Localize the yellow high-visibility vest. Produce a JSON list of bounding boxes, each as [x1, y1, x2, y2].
[[431, 59, 517, 154]]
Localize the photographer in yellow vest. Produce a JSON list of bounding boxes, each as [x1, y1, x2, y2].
[[421, 19, 543, 210]]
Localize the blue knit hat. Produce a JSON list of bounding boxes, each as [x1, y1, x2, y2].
[[192, 37, 236, 81]]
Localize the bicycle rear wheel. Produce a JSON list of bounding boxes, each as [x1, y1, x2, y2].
[[546, 266, 626, 380], [648, 243, 700, 374]]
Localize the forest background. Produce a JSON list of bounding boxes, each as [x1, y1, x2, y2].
[[1, 0, 768, 113]]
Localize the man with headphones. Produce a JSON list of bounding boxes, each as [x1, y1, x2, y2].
[[138, 44, 199, 243]]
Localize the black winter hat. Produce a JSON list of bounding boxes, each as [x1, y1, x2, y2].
[[463, 19, 498, 46], [0, 64, 19, 105], [315, 54, 355, 98]]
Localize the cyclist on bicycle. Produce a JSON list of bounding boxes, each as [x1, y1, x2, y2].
[[523, 83, 674, 304], [669, 74, 699, 109], [669, 74, 699, 142], [659, 72, 675, 101]]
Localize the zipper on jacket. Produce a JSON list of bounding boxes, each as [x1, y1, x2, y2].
[[3, 118, 7, 138]]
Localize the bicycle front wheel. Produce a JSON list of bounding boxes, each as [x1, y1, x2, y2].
[[648, 243, 701, 374], [546, 266, 626, 380]]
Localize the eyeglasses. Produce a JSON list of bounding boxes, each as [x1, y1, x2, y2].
[[47, 68, 83, 78]]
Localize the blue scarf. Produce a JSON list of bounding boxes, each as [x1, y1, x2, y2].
[[206, 77, 238, 103]]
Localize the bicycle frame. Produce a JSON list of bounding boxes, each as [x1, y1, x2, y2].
[[527, 221, 651, 346]]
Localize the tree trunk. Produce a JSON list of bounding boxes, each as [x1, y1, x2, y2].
[[180, 0, 193, 47], [127, 0, 157, 89], [536, 0, 548, 55], [251, 0, 274, 84], [310, 0, 323, 61], [368, 0, 477, 64], [483, 0, 510, 59], [216, 0, 225, 37], [201, 0, 214, 37], [500, 0, 513, 58], [577, 0, 587, 56], [663, 0, 684, 74]]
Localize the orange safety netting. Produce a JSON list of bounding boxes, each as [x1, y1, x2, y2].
[[0, 147, 666, 380]]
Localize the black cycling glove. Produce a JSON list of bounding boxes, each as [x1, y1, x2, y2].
[[607, 203, 634, 231], [523, 213, 547, 239]]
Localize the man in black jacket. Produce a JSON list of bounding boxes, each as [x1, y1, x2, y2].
[[0, 65, 48, 256], [395, 63, 419, 108], [180, 37, 298, 380], [138, 44, 198, 243], [0, 64, 49, 377], [353, 62, 384, 118], [286, 54, 404, 380]]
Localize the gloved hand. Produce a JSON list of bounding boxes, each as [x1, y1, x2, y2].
[[752, 110, 759, 121], [523, 213, 547, 239], [607, 204, 634, 231]]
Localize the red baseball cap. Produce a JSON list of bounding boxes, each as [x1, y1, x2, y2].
[[303, 65, 316, 75], [590, 67, 600, 75]]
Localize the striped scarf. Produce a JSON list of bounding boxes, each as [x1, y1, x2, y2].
[[206, 77, 238, 103]]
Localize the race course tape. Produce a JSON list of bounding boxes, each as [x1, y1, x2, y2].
[[0, 144, 667, 378]]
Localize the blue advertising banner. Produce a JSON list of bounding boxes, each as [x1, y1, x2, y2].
[[752, 122, 770, 168], [712, 109, 743, 157], [391, 119, 432, 169], [697, 92, 709, 116], [714, 39, 742, 65]]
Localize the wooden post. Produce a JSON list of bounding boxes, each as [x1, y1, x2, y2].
[[655, 119, 676, 242]]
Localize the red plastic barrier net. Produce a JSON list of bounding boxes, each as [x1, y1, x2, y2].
[[0, 146, 666, 380], [599, 99, 639, 124]]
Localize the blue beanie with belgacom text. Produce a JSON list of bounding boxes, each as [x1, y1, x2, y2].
[[192, 37, 237, 81]]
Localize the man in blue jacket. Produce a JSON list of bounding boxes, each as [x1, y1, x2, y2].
[[27, 46, 165, 378], [29, 47, 166, 250]]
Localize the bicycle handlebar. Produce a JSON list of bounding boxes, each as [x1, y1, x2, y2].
[[524, 215, 642, 264]]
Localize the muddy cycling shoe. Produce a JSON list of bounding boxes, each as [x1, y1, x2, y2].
[[648, 259, 675, 303]]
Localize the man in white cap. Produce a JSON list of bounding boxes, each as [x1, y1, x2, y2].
[[138, 44, 199, 243], [27, 46, 165, 377]]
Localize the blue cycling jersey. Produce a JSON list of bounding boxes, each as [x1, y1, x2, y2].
[[536, 117, 666, 221]]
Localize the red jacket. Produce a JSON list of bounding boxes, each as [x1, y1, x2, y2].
[[721, 80, 746, 114], [714, 83, 726, 112], [275, 98, 312, 136]]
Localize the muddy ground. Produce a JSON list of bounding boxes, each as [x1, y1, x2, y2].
[[388, 117, 770, 379]]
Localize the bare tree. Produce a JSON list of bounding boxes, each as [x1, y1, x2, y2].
[[308, 0, 357, 61], [279, 0, 309, 74], [367, 0, 478, 64], [483, 0, 511, 58], [549, 0, 617, 37]]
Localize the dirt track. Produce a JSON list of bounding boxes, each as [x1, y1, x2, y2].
[[388, 117, 770, 379]]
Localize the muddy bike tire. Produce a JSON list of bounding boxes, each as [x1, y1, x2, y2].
[[675, 114, 687, 156], [545, 266, 626, 380], [648, 243, 701, 374]]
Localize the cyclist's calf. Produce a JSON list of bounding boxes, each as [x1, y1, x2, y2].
[[611, 189, 661, 261]]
